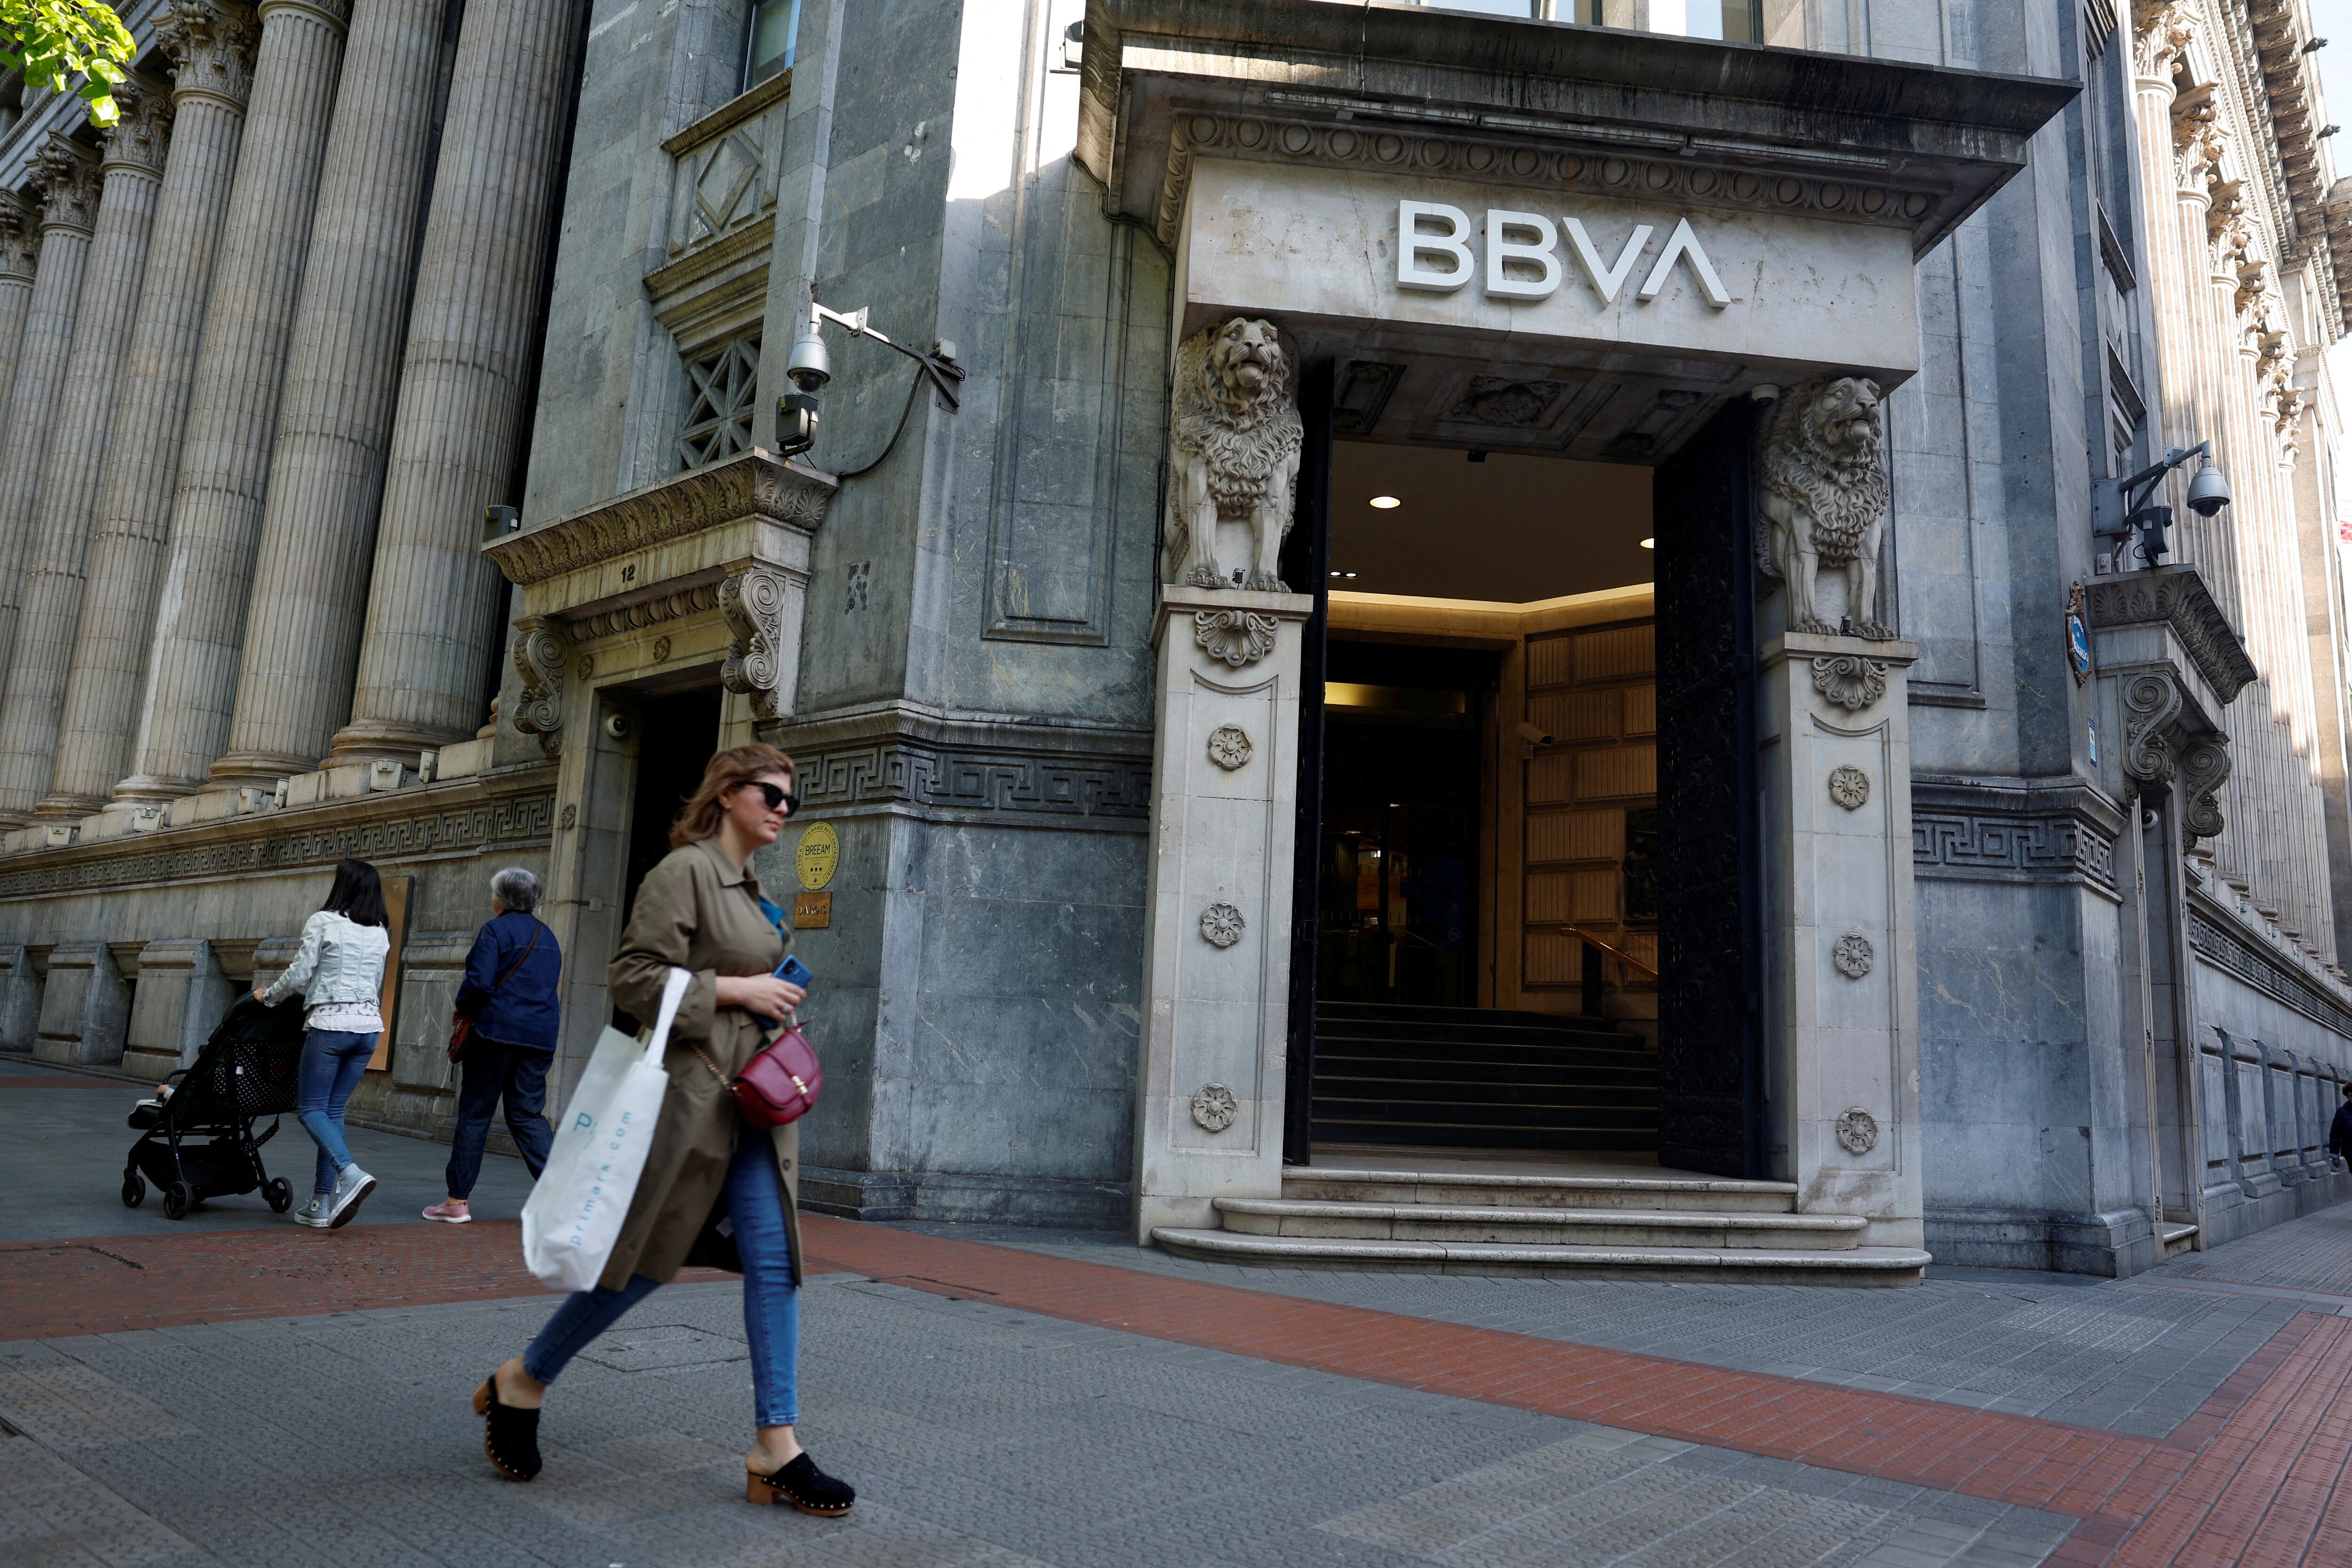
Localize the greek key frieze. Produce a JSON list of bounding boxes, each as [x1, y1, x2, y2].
[[2188, 907, 2352, 1040], [796, 740, 1152, 827], [1912, 811, 2117, 891]]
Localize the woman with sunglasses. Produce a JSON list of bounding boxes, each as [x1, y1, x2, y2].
[[470, 743, 855, 1517]]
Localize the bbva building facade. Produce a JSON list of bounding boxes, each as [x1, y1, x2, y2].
[[1, 0, 2350, 1278]]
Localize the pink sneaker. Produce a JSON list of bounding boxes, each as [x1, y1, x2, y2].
[[421, 1200, 472, 1224]]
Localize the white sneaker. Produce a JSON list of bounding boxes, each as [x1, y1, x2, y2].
[[326, 1165, 377, 1229], [294, 1195, 329, 1228]]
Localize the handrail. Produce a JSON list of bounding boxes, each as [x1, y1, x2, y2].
[[1567, 924, 1659, 979]]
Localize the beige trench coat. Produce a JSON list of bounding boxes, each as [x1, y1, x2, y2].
[[598, 835, 802, 1291]]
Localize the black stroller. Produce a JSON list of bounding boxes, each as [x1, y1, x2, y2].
[[122, 995, 308, 1219]]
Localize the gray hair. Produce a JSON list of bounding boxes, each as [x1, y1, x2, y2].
[[490, 866, 543, 914]]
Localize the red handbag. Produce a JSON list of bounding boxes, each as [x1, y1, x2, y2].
[[697, 1021, 823, 1129]]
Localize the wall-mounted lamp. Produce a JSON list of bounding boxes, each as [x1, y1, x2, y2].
[[775, 300, 966, 464], [2109, 440, 2231, 568]]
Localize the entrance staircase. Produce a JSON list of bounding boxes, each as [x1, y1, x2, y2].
[[1311, 1002, 1658, 1150], [1152, 1160, 1933, 1285]]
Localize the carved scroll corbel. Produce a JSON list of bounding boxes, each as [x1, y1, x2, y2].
[[720, 564, 793, 721], [2122, 670, 2183, 792], [2177, 733, 2231, 849], [511, 618, 568, 759]]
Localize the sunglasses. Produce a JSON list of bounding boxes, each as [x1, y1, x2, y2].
[[742, 780, 799, 814]]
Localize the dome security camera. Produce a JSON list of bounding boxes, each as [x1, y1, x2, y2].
[[784, 324, 832, 392], [604, 712, 632, 740], [2185, 456, 2232, 517]]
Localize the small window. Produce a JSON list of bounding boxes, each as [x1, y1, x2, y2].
[[744, 0, 800, 90], [678, 335, 761, 470]]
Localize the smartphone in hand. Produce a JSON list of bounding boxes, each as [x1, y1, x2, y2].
[[755, 954, 813, 1027]]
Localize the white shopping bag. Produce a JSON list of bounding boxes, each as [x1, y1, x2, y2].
[[521, 967, 692, 1292]]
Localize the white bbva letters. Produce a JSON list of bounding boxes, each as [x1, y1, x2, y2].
[[1398, 200, 1474, 290], [1485, 209, 1561, 298], [1396, 200, 1732, 310]]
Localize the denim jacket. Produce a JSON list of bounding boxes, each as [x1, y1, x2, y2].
[[262, 911, 390, 1010]]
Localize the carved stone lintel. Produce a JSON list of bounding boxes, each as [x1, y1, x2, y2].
[[1194, 609, 1279, 668], [719, 564, 792, 722], [510, 619, 567, 759], [158, 0, 260, 111], [30, 136, 101, 235], [481, 450, 837, 589], [1810, 654, 1888, 712]]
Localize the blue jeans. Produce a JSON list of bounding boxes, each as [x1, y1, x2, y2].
[[445, 1036, 555, 1198], [522, 1129, 798, 1425], [296, 1028, 378, 1194]]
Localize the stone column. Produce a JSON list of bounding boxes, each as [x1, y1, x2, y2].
[[0, 81, 173, 823], [114, 0, 350, 801], [1131, 585, 1314, 1241], [208, 0, 453, 785], [0, 138, 101, 691], [1756, 631, 1925, 1250], [0, 193, 39, 406], [43, 0, 259, 816], [330, 0, 583, 761]]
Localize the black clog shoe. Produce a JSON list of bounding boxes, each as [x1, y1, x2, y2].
[[746, 1452, 855, 1516], [472, 1369, 542, 1481]]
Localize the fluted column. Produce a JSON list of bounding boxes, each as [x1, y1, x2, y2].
[[209, 0, 450, 785], [331, 0, 581, 760], [0, 83, 174, 822], [43, 0, 260, 815], [115, 0, 350, 800], [0, 139, 102, 692], [0, 194, 38, 404]]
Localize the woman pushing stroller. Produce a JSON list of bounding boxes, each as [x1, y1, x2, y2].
[[255, 858, 390, 1229]]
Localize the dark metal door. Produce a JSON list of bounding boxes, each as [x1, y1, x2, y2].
[[1653, 399, 1766, 1179], [1282, 361, 1335, 1165]]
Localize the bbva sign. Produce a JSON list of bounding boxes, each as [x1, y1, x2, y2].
[[1396, 200, 1734, 310]]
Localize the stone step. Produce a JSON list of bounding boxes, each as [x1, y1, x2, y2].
[[1308, 1121, 1660, 1153], [1152, 1227, 1930, 1284], [1216, 1197, 1867, 1250], [1284, 1165, 1799, 1212], [2161, 1221, 2199, 1259]]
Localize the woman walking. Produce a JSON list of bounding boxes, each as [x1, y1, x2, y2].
[[258, 858, 391, 1229], [471, 743, 853, 1516], [423, 867, 564, 1224]]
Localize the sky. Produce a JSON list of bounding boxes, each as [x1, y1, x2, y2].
[[2315, 0, 2352, 140]]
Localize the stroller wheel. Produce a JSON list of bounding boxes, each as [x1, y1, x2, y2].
[[162, 1182, 193, 1221], [121, 1170, 145, 1208], [263, 1177, 293, 1214]]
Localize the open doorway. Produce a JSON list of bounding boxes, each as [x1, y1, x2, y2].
[[610, 684, 723, 1029], [1305, 439, 1665, 1155]]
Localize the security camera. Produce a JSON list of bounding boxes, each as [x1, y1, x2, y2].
[[784, 324, 831, 392], [1514, 721, 1555, 748], [2185, 455, 2232, 517], [603, 712, 632, 740]]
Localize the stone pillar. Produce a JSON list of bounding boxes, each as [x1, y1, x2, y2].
[[0, 82, 173, 823], [1756, 631, 1925, 1249], [208, 0, 453, 785], [1131, 586, 1313, 1241], [43, 0, 259, 816], [330, 0, 583, 761], [115, 0, 350, 801], [0, 192, 39, 406], [121, 938, 234, 1077], [34, 941, 130, 1067], [0, 139, 102, 692]]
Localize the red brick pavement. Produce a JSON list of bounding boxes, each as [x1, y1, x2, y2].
[[2, 1213, 2348, 1565], [0, 1076, 117, 1089]]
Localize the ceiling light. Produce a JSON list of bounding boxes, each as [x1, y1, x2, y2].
[[1369, 495, 1401, 509], [1344, 571, 1357, 578], [1639, 537, 1655, 549]]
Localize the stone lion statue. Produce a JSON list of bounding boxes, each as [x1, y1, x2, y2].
[[1165, 317, 1303, 592], [1756, 376, 1893, 638]]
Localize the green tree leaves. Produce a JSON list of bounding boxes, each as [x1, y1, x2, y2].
[[1, 0, 136, 128]]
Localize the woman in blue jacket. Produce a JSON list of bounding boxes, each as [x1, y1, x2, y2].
[[423, 867, 564, 1223]]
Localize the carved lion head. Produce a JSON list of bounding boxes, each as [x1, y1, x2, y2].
[[1801, 376, 1884, 468], [1199, 317, 1293, 424]]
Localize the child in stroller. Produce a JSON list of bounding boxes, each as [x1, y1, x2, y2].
[[123, 995, 309, 1220]]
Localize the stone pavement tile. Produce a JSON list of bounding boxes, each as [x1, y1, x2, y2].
[[0, 1430, 211, 1568], [0, 1062, 535, 1244]]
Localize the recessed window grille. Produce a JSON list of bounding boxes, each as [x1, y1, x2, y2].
[[678, 336, 760, 470]]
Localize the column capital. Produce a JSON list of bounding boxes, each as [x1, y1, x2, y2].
[[99, 76, 175, 180], [2132, 0, 2196, 90], [0, 191, 36, 280], [29, 135, 101, 236], [255, 0, 352, 34], [159, 0, 260, 112]]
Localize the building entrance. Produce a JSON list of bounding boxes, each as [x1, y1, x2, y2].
[[1300, 437, 1667, 1155]]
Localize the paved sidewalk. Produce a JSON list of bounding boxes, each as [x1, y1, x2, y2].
[[8, 1063, 2352, 1566]]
